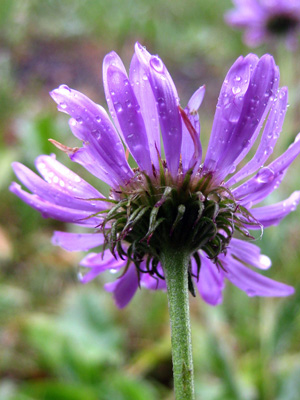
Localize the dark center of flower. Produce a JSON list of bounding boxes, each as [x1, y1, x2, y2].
[[96, 161, 259, 295], [266, 14, 299, 35]]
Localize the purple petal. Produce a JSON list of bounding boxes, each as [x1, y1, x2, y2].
[[50, 85, 132, 186], [35, 154, 103, 199], [229, 238, 271, 270], [79, 253, 126, 284], [52, 231, 104, 251], [129, 52, 161, 169], [227, 87, 288, 187], [250, 191, 300, 227], [203, 54, 259, 175], [224, 255, 295, 297], [102, 51, 128, 141], [233, 133, 300, 205], [219, 55, 278, 179], [135, 43, 182, 176], [192, 254, 224, 306], [181, 86, 204, 172], [12, 162, 103, 212], [139, 262, 166, 290], [148, 55, 182, 176], [104, 264, 139, 308], [105, 63, 152, 173], [10, 182, 101, 226]]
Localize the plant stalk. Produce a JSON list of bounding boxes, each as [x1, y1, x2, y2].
[[161, 248, 195, 400]]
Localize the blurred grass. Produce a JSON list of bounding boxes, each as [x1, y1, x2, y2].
[[1, 0, 300, 399]]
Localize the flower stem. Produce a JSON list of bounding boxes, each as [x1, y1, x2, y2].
[[161, 248, 195, 400]]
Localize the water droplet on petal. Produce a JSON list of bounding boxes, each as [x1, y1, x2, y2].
[[232, 86, 241, 95], [76, 117, 83, 124], [59, 102, 67, 109], [256, 167, 275, 183], [150, 56, 164, 73]]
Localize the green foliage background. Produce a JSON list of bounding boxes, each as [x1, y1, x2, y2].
[[1, 0, 300, 399]]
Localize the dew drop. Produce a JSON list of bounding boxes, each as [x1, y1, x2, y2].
[[115, 103, 123, 113], [232, 86, 241, 95], [76, 117, 83, 124], [150, 56, 164, 73], [59, 102, 67, 109], [95, 116, 102, 123], [256, 167, 275, 183]]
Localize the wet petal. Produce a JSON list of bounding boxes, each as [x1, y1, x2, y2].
[[227, 87, 288, 186], [233, 133, 300, 205], [52, 231, 104, 251], [12, 162, 102, 212], [203, 54, 259, 174], [105, 64, 152, 172], [104, 264, 139, 308], [250, 191, 300, 227], [180, 86, 204, 172], [129, 53, 161, 169], [50, 85, 132, 186]]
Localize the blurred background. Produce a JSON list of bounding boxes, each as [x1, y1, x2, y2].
[[1, 0, 300, 399]]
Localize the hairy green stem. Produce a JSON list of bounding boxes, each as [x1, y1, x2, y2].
[[161, 248, 195, 400]]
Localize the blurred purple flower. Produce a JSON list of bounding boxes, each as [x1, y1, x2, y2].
[[11, 43, 300, 308], [225, 0, 300, 48]]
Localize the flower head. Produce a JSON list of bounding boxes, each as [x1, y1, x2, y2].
[[11, 43, 300, 308], [225, 0, 300, 48]]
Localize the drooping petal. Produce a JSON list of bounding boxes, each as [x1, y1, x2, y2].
[[12, 162, 102, 212], [229, 238, 271, 269], [10, 182, 101, 226], [180, 85, 204, 172], [35, 154, 103, 199], [50, 85, 132, 186], [129, 53, 161, 169], [105, 63, 152, 173], [104, 264, 139, 308], [52, 231, 104, 251], [192, 254, 224, 306], [227, 86, 288, 187], [250, 191, 300, 227], [233, 133, 300, 205], [224, 255, 294, 297]]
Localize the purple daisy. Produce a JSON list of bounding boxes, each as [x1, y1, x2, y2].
[[10, 43, 300, 308], [225, 0, 300, 48]]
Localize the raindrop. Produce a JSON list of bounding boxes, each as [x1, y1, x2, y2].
[[256, 167, 275, 183], [115, 103, 123, 113], [142, 74, 148, 81], [232, 86, 241, 95], [150, 56, 164, 73], [96, 116, 102, 123], [59, 102, 67, 109], [76, 117, 83, 124]]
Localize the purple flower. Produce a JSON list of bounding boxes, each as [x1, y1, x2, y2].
[[10, 43, 300, 308], [225, 0, 300, 48]]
